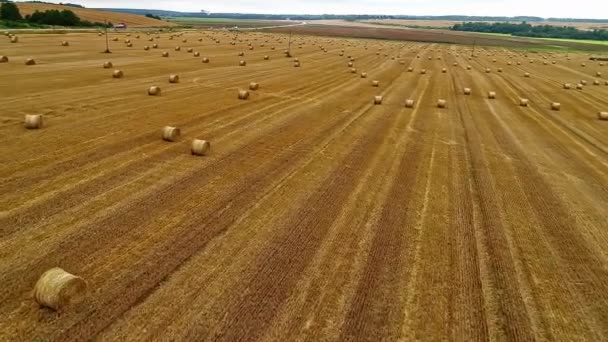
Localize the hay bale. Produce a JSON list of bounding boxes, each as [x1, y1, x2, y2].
[[174, 46, 181, 51], [507, 61, 512, 65], [581, 63, 586, 67], [348, 62, 354, 67], [576, 83, 584, 90], [193, 51, 200, 57], [498, 68, 503, 72], [103, 61, 113, 69], [551, 102, 561, 111], [593, 80, 600, 85], [350, 68, 357, 73], [407, 67, 413, 72], [202, 57, 210, 63], [0, 55, 8, 63], [420, 69, 427, 75], [238, 52, 244, 56], [467, 65, 472, 70], [162, 126, 180, 141], [524, 72, 531, 77], [61, 41, 69, 46], [112, 70, 124, 78], [34, 268, 86, 311], [264, 55, 269, 60], [162, 52, 169, 57], [373, 96, 383, 105], [294, 61, 301, 67], [191, 139, 211, 156], [293, 58, 300, 63], [485, 68, 491, 73], [238, 89, 250, 100], [169, 74, 179, 83], [126, 43, 133, 47], [249, 82, 259, 91], [405, 99, 415, 108], [361, 72, 367, 78], [598, 112, 608, 120], [453, 62, 458, 66], [144, 46, 150, 50], [239, 60, 247, 66], [153, 44, 158, 49], [437, 99, 447, 108], [520, 98, 529, 106], [597, 71, 602, 77], [581, 80, 588, 85], [112, 37, 118, 42], [10, 36, 18, 43], [442, 68, 447, 73], [563, 83, 571, 89], [24, 114, 43, 129], [148, 86, 161, 96], [464, 88, 472, 95], [372, 80, 379, 87], [25, 58, 36, 66], [488, 91, 496, 99]]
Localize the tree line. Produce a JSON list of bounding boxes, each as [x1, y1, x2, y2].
[[0, 1, 107, 27], [451, 21, 608, 41]]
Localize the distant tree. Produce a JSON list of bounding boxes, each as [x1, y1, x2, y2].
[[0, 1, 23, 21], [145, 13, 162, 20]]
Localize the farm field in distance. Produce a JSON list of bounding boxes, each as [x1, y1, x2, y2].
[[1, 27, 608, 341], [165, 17, 298, 28], [361, 18, 608, 31]]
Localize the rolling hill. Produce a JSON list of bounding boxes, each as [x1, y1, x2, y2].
[[16, 3, 177, 27]]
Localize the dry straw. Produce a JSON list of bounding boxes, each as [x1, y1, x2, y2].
[[551, 102, 561, 111], [576, 83, 584, 90], [437, 99, 447, 108], [249, 82, 259, 90], [520, 98, 529, 106], [103, 61, 113, 68], [374, 96, 383, 105], [239, 60, 247, 66], [148, 86, 161, 96], [563, 83, 571, 89], [162, 126, 180, 141], [405, 99, 415, 108], [34, 268, 86, 311], [420, 69, 427, 75], [294, 61, 301, 67], [372, 80, 379, 87], [488, 91, 497, 99], [464, 88, 472, 95], [361, 72, 367, 78], [169, 74, 179, 83], [202, 57, 210, 63], [113, 70, 123, 78], [191, 139, 211, 156], [408, 67, 413, 72], [238, 90, 250, 100], [24, 114, 43, 129]]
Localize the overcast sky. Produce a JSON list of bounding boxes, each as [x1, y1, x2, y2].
[[15, 0, 608, 19]]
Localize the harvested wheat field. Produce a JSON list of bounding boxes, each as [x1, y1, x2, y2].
[[1, 29, 608, 341]]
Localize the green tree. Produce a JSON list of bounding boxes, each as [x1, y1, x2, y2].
[[0, 1, 23, 21]]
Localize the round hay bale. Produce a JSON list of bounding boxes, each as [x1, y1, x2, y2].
[[162, 126, 180, 142], [191, 139, 211, 156], [112, 70, 124, 78], [193, 51, 200, 57], [293, 58, 299, 63], [148, 86, 161, 96], [407, 67, 414, 72], [517, 61, 522, 65], [293, 61, 301, 67], [581, 63, 586, 67], [373, 96, 383, 105], [498, 68, 503, 72], [551, 102, 561, 111], [361, 72, 367, 78], [563, 83, 571, 89], [162, 51, 169, 57], [112, 37, 118, 42], [174, 46, 181, 51], [507, 61, 512, 65], [488, 91, 497, 99], [347, 62, 354, 67], [144, 46, 150, 50], [453, 62, 458, 67], [485, 68, 491, 73], [0, 55, 9, 63], [405, 99, 415, 108], [153, 44, 158, 49], [34, 268, 86, 311], [24, 114, 43, 129], [350, 68, 357, 74], [520, 98, 529, 107], [10, 36, 18, 43], [524, 72, 531, 77], [238, 89, 250, 100], [202, 57, 210, 63], [420, 69, 427, 75], [103, 61, 113, 68], [597, 71, 602, 77], [182, 39, 187, 43], [442, 68, 447, 73], [61, 41, 69, 46], [238, 52, 244, 56], [581, 80, 588, 85], [186, 48, 193, 53], [576, 83, 584, 90], [169, 74, 179, 83], [372, 80, 379, 87], [598, 112, 608, 120], [124, 39, 131, 44], [467, 65, 472, 70], [239, 60, 246, 66], [249, 82, 259, 91], [464, 88, 472, 95], [126, 43, 133, 47], [264, 55, 269, 60], [593, 80, 600, 85], [25, 58, 36, 66], [437, 99, 447, 108]]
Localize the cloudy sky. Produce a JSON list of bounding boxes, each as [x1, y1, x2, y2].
[[15, 0, 608, 19]]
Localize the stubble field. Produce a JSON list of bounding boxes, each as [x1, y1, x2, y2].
[[1, 29, 608, 341]]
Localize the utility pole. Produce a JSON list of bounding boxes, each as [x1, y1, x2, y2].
[[471, 39, 476, 58], [287, 30, 292, 57], [104, 19, 111, 53]]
